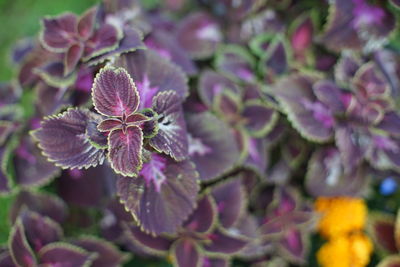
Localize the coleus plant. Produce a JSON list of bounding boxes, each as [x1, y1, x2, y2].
[[2, 0, 400, 266]]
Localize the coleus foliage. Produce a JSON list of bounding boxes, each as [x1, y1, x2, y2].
[[3, 0, 400, 266]]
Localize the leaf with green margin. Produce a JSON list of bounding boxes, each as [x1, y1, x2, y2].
[[0, 195, 14, 244]]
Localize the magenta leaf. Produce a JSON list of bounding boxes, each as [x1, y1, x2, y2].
[[9, 220, 36, 267], [38, 242, 95, 266], [117, 157, 199, 235], [40, 12, 77, 52], [172, 238, 202, 267], [108, 126, 143, 177], [278, 229, 307, 264], [31, 108, 106, 169], [150, 91, 189, 161], [92, 66, 140, 117]]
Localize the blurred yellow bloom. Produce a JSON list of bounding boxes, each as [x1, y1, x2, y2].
[[315, 197, 367, 239], [317, 232, 373, 267]]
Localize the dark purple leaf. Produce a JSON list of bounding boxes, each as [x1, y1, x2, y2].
[[88, 28, 145, 66], [184, 195, 217, 234], [14, 137, 60, 188], [186, 112, 240, 181], [214, 90, 241, 122], [376, 112, 400, 136], [176, 12, 222, 59], [145, 31, 197, 75], [114, 50, 189, 107], [9, 220, 36, 267], [83, 24, 120, 60], [278, 229, 307, 264], [58, 165, 117, 207], [34, 61, 77, 88], [197, 70, 240, 108], [123, 224, 172, 256], [0, 251, 15, 267], [312, 80, 345, 113], [86, 115, 108, 149], [10, 190, 67, 224], [203, 227, 247, 255], [211, 177, 246, 229], [34, 82, 70, 116], [150, 91, 188, 161], [260, 39, 289, 81], [92, 66, 139, 117], [172, 238, 202, 267], [274, 74, 334, 142], [31, 108, 106, 169], [244, 137, 269, 176], [38, 242, 95, 266], [77, 7, 97, 40], [20, 211, 63, 253], [215, 45, 256, 83], [334, 55, 361, 86], [306, 147, 367, 197], [64, 43, 83, 75], [117, 157, 199, 235], [73, 236, 128, 267], [242, 101, 278, 137], [368, 212, 398, 254], [100, 199, 133, 242], [40, 13, 77, 52], [108, 126, 142, 177]]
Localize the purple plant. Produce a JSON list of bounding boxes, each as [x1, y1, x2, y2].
[[2, 0, 400, 266]]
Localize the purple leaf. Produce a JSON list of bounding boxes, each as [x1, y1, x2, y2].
[[10, 190, 67, 224], [72, 236, 128, 267], [64, 43, 84, 75], [312, 80, 345, 113], [172, 238, 202, 267], [77, 7, 97, 40], [274, 74, 334, 142], [278, 229, 307, 264], [117, 157, 199, 235], [244, 137, 269, 176], [215, 45, 256, 83], [150, 91, 189, 161], [145, 31, 197, 75], [38, 242, 95, 266], [306, 147, 367, 197], [368, 213, 398, 254], [40, 13, 77, 52], [376, 112, 400, 136], [202, 257, 229, 267], [114, 50, 189, 104], [88, 28, 145, 66], [9, 220, 36, 267], [197, 70, 240, 108], [184, 195, 217, 234], [14, 137, 60, 188], [108, 126, 143, 177], [83, 24, 120, 60], [31, 108, 106, 169], [123, 224, 172, 256], [291, 15, 313, 59], [334, 55, 361, 86], [211, 177, 246, 229], [176, 12, 222, 59], [0, 251, 15, 267], [213, 90, 241, 121], [20, 211, 63, 253], [203, 227, 247, 255], [92, 66, 139, 117], [0, 147, 12, 194], [85, 115, 108, 149], [242, 101, 278, 137], [260, 39, 289, 81], [186, 112, 240, 181]]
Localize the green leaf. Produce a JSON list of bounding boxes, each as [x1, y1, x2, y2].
[[0, 195, 14, 244]]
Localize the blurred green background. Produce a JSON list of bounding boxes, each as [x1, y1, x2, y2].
[[0, 0, 98, 81]]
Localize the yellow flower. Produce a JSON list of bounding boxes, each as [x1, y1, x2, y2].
[[317, 232, 373, 267], [315, 197, 367, 239]]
